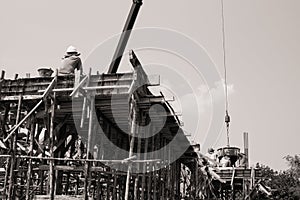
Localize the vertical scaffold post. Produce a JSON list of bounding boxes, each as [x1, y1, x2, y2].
[[25, 121, 37, 200], [140, 125, 149, 199], [49, 92, 56, 200], [125, 97, 138, 200], [84, 96, 95, 200], [8, 95, 22, 199]]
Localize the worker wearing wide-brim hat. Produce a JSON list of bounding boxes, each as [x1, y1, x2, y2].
[[58, 46, 82, 75]]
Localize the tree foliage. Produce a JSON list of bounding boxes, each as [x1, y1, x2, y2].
[[253, 154, 300, 199]]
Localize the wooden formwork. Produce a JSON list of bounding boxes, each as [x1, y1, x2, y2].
[[0, 59, 201, 199]]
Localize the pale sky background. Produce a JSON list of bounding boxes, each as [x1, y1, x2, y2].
[[0, 0, 299, 170]]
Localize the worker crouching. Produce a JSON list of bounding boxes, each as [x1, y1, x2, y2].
[[58, 46, 82, 75]]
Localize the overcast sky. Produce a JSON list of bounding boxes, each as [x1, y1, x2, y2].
[[1, 0, 299, 170]]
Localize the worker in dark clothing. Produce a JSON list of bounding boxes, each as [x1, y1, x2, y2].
[[59, 46, 82, 75]]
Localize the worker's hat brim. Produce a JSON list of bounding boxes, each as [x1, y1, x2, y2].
[[65, 52, 81, 56]]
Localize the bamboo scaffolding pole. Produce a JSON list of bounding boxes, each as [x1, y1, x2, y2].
[[108, 169, 113, 199], [161, 138, 166, 198], [140, 125, 149, 199], [69, 75, 88, 97], [171, 163, 175, 199], [8, 95, 22, 199], [167, 144, 171, 198], [84, 96, 94, 200], [38, 85, 130, 93], [0, 155, 160, 164], [157, 133, 162, 198], [133, 126, 141, 200], [176, 161, 181, 198], [49, 92, 56, 200], [195, 159, 199, 198], [153, 135, 158, 200], [96, 172, 102, 198], [80, 69, 91, 128], [147, 125, 155, 199], [125, 98, 138, 200], [2, 107, 10, 194], [112, 170, 117, 200], [3, 157, 10, 197], [25, 122, 37, 200]]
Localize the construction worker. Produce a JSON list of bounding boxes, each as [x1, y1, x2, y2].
[[238, 153, 247, 167], [58, 46, 82, 75], [220, 155, 231, 167], [205, 147, 217, 166]]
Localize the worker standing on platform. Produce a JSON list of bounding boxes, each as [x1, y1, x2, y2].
[[58, 46, 82, 75], [237, 153, 247, 167], [205, 147, 217, 166], [220, 155, 231, 167]]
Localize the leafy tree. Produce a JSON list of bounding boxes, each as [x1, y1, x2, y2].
[[253, 155, 300, 199], [285, 155, 300, 178]]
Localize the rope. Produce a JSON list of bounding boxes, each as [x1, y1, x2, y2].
[[221, 0, 231, 147], [221, 0, 229, 112]]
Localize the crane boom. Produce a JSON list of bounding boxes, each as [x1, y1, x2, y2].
[[107, 0, 143, 74]]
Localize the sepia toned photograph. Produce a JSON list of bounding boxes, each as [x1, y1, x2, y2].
[[0, 0, 299, 199]]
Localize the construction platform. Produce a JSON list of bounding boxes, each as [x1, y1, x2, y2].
[[0, 53, 203, 199], [0, 52, 263, 199]]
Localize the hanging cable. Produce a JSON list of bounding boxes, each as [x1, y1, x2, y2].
[[221, 0, 231, 147]]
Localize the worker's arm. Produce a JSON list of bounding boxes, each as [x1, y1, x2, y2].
[[76, 58, 83, 75]]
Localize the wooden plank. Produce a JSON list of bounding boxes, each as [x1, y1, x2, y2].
[[0, 154, 160, 164], [0, 95, 43, 101], [33, 195, 84, 200], [38, 85, 130, 93]]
